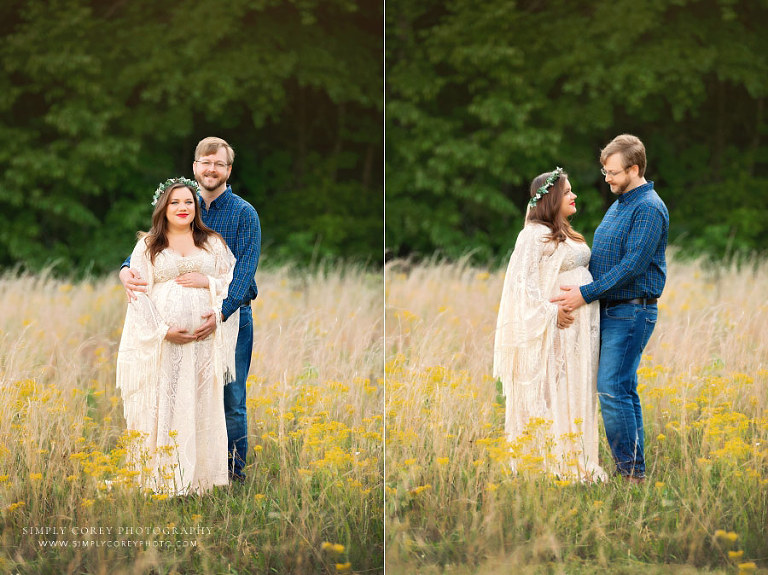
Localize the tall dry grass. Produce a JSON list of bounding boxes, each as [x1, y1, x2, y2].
[[385, 257, 768, 574], [0, 264, 383, 574]]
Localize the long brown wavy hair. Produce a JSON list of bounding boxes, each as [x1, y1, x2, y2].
[[141, 183, 221, 264], [526, 170, 585, 244]]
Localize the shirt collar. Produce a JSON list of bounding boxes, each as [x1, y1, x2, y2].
[[618, 180, 654, 203], [200, 185, 232, 211]]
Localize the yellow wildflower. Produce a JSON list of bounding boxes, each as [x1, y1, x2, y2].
[[321, 542, 345, 554], [408, 484, 431, 496], [715, 530, 739, 543], [6, 502, 25, 512]]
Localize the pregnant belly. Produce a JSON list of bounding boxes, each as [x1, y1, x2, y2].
[[550, 267, 594, 298], [153, 283, 211, 332]]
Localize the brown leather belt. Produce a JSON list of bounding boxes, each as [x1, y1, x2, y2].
[[605, 298, 658, 307]]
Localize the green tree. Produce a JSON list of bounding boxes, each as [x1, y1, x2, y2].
[[386, 0, 768, 263], [0, 0, 383, 273]]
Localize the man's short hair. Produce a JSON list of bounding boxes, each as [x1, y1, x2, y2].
[[195, 137, 235, 165], [600, 134, 646, 177]]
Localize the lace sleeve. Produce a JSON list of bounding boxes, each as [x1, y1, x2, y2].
[[127, 239, 170, 342], [208, 236, 239, 385], [206, 236, 236, 316], [116, 238, 168, 426], [493, 225, 561, 392]]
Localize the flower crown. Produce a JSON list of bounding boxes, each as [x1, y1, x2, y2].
[[528, 167, 564, 208], [151, 177, 200, 206]]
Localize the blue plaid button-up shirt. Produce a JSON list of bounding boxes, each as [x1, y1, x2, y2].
[[123, 185, 261, 321], [200, 186, 261, 320], [580, 181, 669, 304]]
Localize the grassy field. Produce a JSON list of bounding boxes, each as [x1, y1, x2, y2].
[[0, 264, 383, 574], [385, 257, 768, 575]]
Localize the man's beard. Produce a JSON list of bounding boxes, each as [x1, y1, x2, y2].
[[197, 173, 226, 191], [610, 181, 631, 195]]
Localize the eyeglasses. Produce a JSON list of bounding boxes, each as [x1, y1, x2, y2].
[[195, 160, 229, 170], [600, 167, 629, 177]]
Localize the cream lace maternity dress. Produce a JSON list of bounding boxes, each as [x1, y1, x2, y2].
[[494, 223, 607, 481], [116, 235, 239, 495]]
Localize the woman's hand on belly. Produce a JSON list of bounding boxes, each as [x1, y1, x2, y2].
[[165, 326, 197, 345], [192, 309, 218, 341], [557, 306, 575, 330], [175, 272, 209, 289]]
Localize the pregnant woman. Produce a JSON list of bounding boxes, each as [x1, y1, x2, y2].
[[494, 168, 607, 482], [117, 178, 239, 495]]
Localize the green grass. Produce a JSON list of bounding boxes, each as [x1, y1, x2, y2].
[[0, 265, 383, 574], [385, 259, 768, 574]]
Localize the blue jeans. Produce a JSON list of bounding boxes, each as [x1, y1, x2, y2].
[[597, 302, 657, 478], [224, 304, 252, 480]]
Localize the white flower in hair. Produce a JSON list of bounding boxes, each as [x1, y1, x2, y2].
[[528, 167, 563, 208]]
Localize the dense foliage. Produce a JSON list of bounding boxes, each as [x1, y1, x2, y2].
[[0, 0, 383, 273], [386, 0, 768, 263]]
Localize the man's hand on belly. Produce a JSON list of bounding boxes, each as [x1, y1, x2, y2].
[[551, 285, 586, 313]]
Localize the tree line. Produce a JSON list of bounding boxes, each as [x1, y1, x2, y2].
[[0, 0, 383, 274], [386, 0, 768, 264]]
